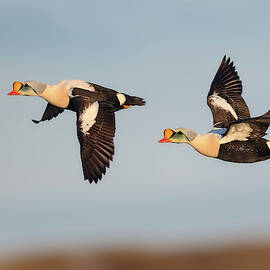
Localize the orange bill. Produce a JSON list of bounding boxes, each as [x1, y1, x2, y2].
[[158, 128, 174, 143], [8, 81, 23, 95]]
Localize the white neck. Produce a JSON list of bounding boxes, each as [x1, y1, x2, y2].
[[39, 80, 95, 108], [40, 83, 70, 108], [187, 133, 220, 158]]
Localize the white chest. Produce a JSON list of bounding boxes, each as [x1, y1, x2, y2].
[[188, 133, 220, 158]]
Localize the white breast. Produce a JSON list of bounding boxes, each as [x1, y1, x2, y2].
[[188, 133, 220, 158]]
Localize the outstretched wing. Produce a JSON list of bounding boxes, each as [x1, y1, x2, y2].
[[32, 103, 64, 124], [71, 96, 115, 183], [207, 56, 250, 128], [220, 110, 270, 144]]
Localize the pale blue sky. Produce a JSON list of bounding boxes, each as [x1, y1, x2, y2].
[[1, 0, 270, 257]]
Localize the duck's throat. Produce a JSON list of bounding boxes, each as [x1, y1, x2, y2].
[[188, 133, 220, 158]]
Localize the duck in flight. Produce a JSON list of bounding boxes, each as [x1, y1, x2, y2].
[[8, 80, 145, 183], [159, 56, 270, 163]]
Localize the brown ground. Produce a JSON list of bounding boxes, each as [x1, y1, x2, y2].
[[1, 243, 270, 270]]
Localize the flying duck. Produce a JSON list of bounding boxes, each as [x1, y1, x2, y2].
[[159, 56, 270, 163], [8, 80, 145, 183]]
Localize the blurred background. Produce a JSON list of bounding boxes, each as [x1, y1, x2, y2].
[[1, 0, 270, 269]]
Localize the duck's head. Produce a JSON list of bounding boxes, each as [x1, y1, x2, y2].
[[159, 128, 197, 143], [8, 81, 47, 96]]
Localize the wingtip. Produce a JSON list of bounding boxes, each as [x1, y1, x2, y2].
[[220, 55, 235, 69], [86, 177, 101, 184], [83, 165, 105, 184], [32, 119, 40, 124]]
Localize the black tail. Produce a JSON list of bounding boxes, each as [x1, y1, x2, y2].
[[125, 94, 146, 106]]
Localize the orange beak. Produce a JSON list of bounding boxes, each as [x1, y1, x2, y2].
[[158, 128, 174, 143], [158, 137, 172, 143], [8, 81, 23, 95]]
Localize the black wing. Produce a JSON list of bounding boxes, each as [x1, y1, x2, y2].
[[32, 103, 64, 124], [221, 110, 270, 143], [73, 83, 145, 112], [207, 56, 250, 128], [72, 85, 119, 110], [71, 96, 115, 183]]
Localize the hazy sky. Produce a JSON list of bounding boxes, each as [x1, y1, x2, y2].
[[1, 0, 270, 257]]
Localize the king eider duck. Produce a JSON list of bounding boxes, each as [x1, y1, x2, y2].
[[8, 80, 145, 183], [159, 56, 270, 163]]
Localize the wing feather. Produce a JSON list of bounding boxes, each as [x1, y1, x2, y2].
[[207, 56, 250, 128], [32, 103, 64, 124], [72, 97, 115, 183], [220, 110, 270, 144]]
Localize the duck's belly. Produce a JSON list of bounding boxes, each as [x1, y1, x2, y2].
[[218, 139, 270, 163]]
